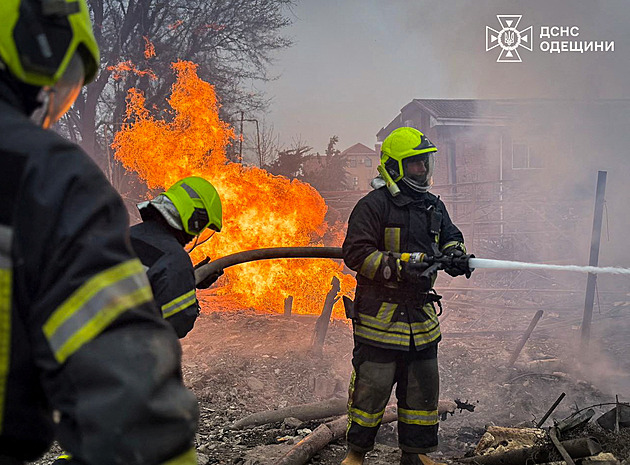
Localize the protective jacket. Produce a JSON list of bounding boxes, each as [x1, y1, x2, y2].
[[130, 220, 199, 338], [0, 94, 198, 464], [343, 183, 464, 351]]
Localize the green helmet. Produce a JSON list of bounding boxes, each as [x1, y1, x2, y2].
[[0, 0, 100, 87], [163, 176, 223, 237], [380, 127, 437, 192]]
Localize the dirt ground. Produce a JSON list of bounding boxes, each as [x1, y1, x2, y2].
[[183, 286, 630, 465], [31, 281, 630, 465]]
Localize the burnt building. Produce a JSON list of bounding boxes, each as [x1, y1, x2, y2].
[[364, 99, 630, 265]]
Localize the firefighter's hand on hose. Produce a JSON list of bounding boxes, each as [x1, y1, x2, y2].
[[442, 246, 473, 278], [399, 260, 430, 282], [196, 268, 223, 289], [193, 256, 211, 270]]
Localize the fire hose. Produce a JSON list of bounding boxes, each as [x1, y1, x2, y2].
[[194, 246, 630, 287], [194, 246, 344, 286]]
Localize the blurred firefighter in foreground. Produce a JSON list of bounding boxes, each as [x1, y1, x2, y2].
[[0, 1, 198, 463], [341, 127, 472, 465], [130, 176, 223, 338]]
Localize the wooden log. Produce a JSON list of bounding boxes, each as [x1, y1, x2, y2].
[[275, 407, 398, 465], [232, 398, 458, 430], [284, 296, 294, 317], [548, 427, 575, 465], [507, 310, 544, 368], [459, 437, 602, 465], [231, 398, 347, 429]]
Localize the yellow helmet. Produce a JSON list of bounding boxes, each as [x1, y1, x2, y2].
[[0, 0, 99, 86], [163, 177, 223, 237], [380, 127, 437, 192]]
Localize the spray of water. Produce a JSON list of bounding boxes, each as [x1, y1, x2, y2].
[[469, 258, 630, 276]]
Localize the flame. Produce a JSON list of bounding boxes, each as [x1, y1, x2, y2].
[[113, 61, 355, 317], [143, 36, 156, 59], [107, 60, 157, 81], [168, 20, 184, 30]]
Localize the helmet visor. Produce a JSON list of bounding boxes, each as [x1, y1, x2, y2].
[[35, 53, 85, 129], [402, 153, 434, 188]]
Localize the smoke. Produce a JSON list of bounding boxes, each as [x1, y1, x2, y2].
[[371, 1, 630, 405], [386, 0, 630, 99]]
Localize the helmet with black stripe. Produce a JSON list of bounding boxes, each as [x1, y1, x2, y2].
[[162, 176, 222, 239], [380, 127, 437, 192]]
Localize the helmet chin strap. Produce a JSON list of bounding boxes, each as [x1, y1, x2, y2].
[[402, 176, 431, 193], [30, 87, 53, 128]]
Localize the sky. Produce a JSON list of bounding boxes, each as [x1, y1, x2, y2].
[[259, 0, 630, 153]]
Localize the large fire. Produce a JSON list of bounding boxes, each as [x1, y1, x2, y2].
[[113, 61, 355, 317]]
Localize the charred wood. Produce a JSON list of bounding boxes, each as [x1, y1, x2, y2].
[[507, 309, 544, 368], [231, 399, 458, 430], [311, 276, 340, 355], [548, 427, 575, 465], [231, 398, 347, 429], [275, 407, 398, 465], [460, 438, 602, 465]]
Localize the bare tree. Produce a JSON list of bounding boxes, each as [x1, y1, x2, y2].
[[243, 119, 281, 167], [63, 0, 295, 171]]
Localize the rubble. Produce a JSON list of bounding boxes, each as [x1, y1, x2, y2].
[[30, 290, 630, 464]]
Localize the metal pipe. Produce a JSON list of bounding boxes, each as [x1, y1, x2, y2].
[[536, 392, 566, 427], [194, 246, 343, 286]]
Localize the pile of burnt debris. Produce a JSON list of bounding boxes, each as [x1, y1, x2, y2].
[[223, 397, 630, 465], [459, 399, 630, 464]]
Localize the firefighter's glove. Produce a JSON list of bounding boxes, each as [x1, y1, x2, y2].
[[196, 268, 224, 289], [399, 260, 430, 283], [442, 246, 472, 278]]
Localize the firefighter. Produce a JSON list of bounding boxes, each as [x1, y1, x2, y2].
[[130, 176, 223, 338], [0, 1, 198, 463], [341, 127, 472, 465]]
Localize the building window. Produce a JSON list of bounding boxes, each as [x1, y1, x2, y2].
[[353, 176, 359, 190], [349, 157, 357, 168], [512, 143, 544, 169], [365, 158, 372, 167]]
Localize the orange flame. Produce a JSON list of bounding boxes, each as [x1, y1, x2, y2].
[[168, 20, 184, 30], [113, 61, 355, 317], [143, 36, 156, 59], [107, 60, 157, 81]]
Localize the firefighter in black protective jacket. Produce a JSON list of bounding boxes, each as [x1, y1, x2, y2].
[[0, 1, 198, 463], [130, 176, 224, 338], [341, 127, 473, 465]]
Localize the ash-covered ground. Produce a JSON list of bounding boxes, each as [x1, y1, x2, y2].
[[32, 283, 630, 464]]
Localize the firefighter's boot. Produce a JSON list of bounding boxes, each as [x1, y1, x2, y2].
[[400, 452, 446, 465], [341, 448, 366, 465]]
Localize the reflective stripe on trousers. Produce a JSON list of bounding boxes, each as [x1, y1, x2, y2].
[[346, 343, 439, 454], [0, 225, 12, 434]]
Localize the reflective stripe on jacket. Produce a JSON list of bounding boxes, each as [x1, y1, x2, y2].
[[343, 184, 464, 351], [130, 220, 199, 338]]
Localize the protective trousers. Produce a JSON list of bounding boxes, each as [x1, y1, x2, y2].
[[346, 342, 439, 453]]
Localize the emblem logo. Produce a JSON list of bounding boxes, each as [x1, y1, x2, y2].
[[486, 15, 533, 62]]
